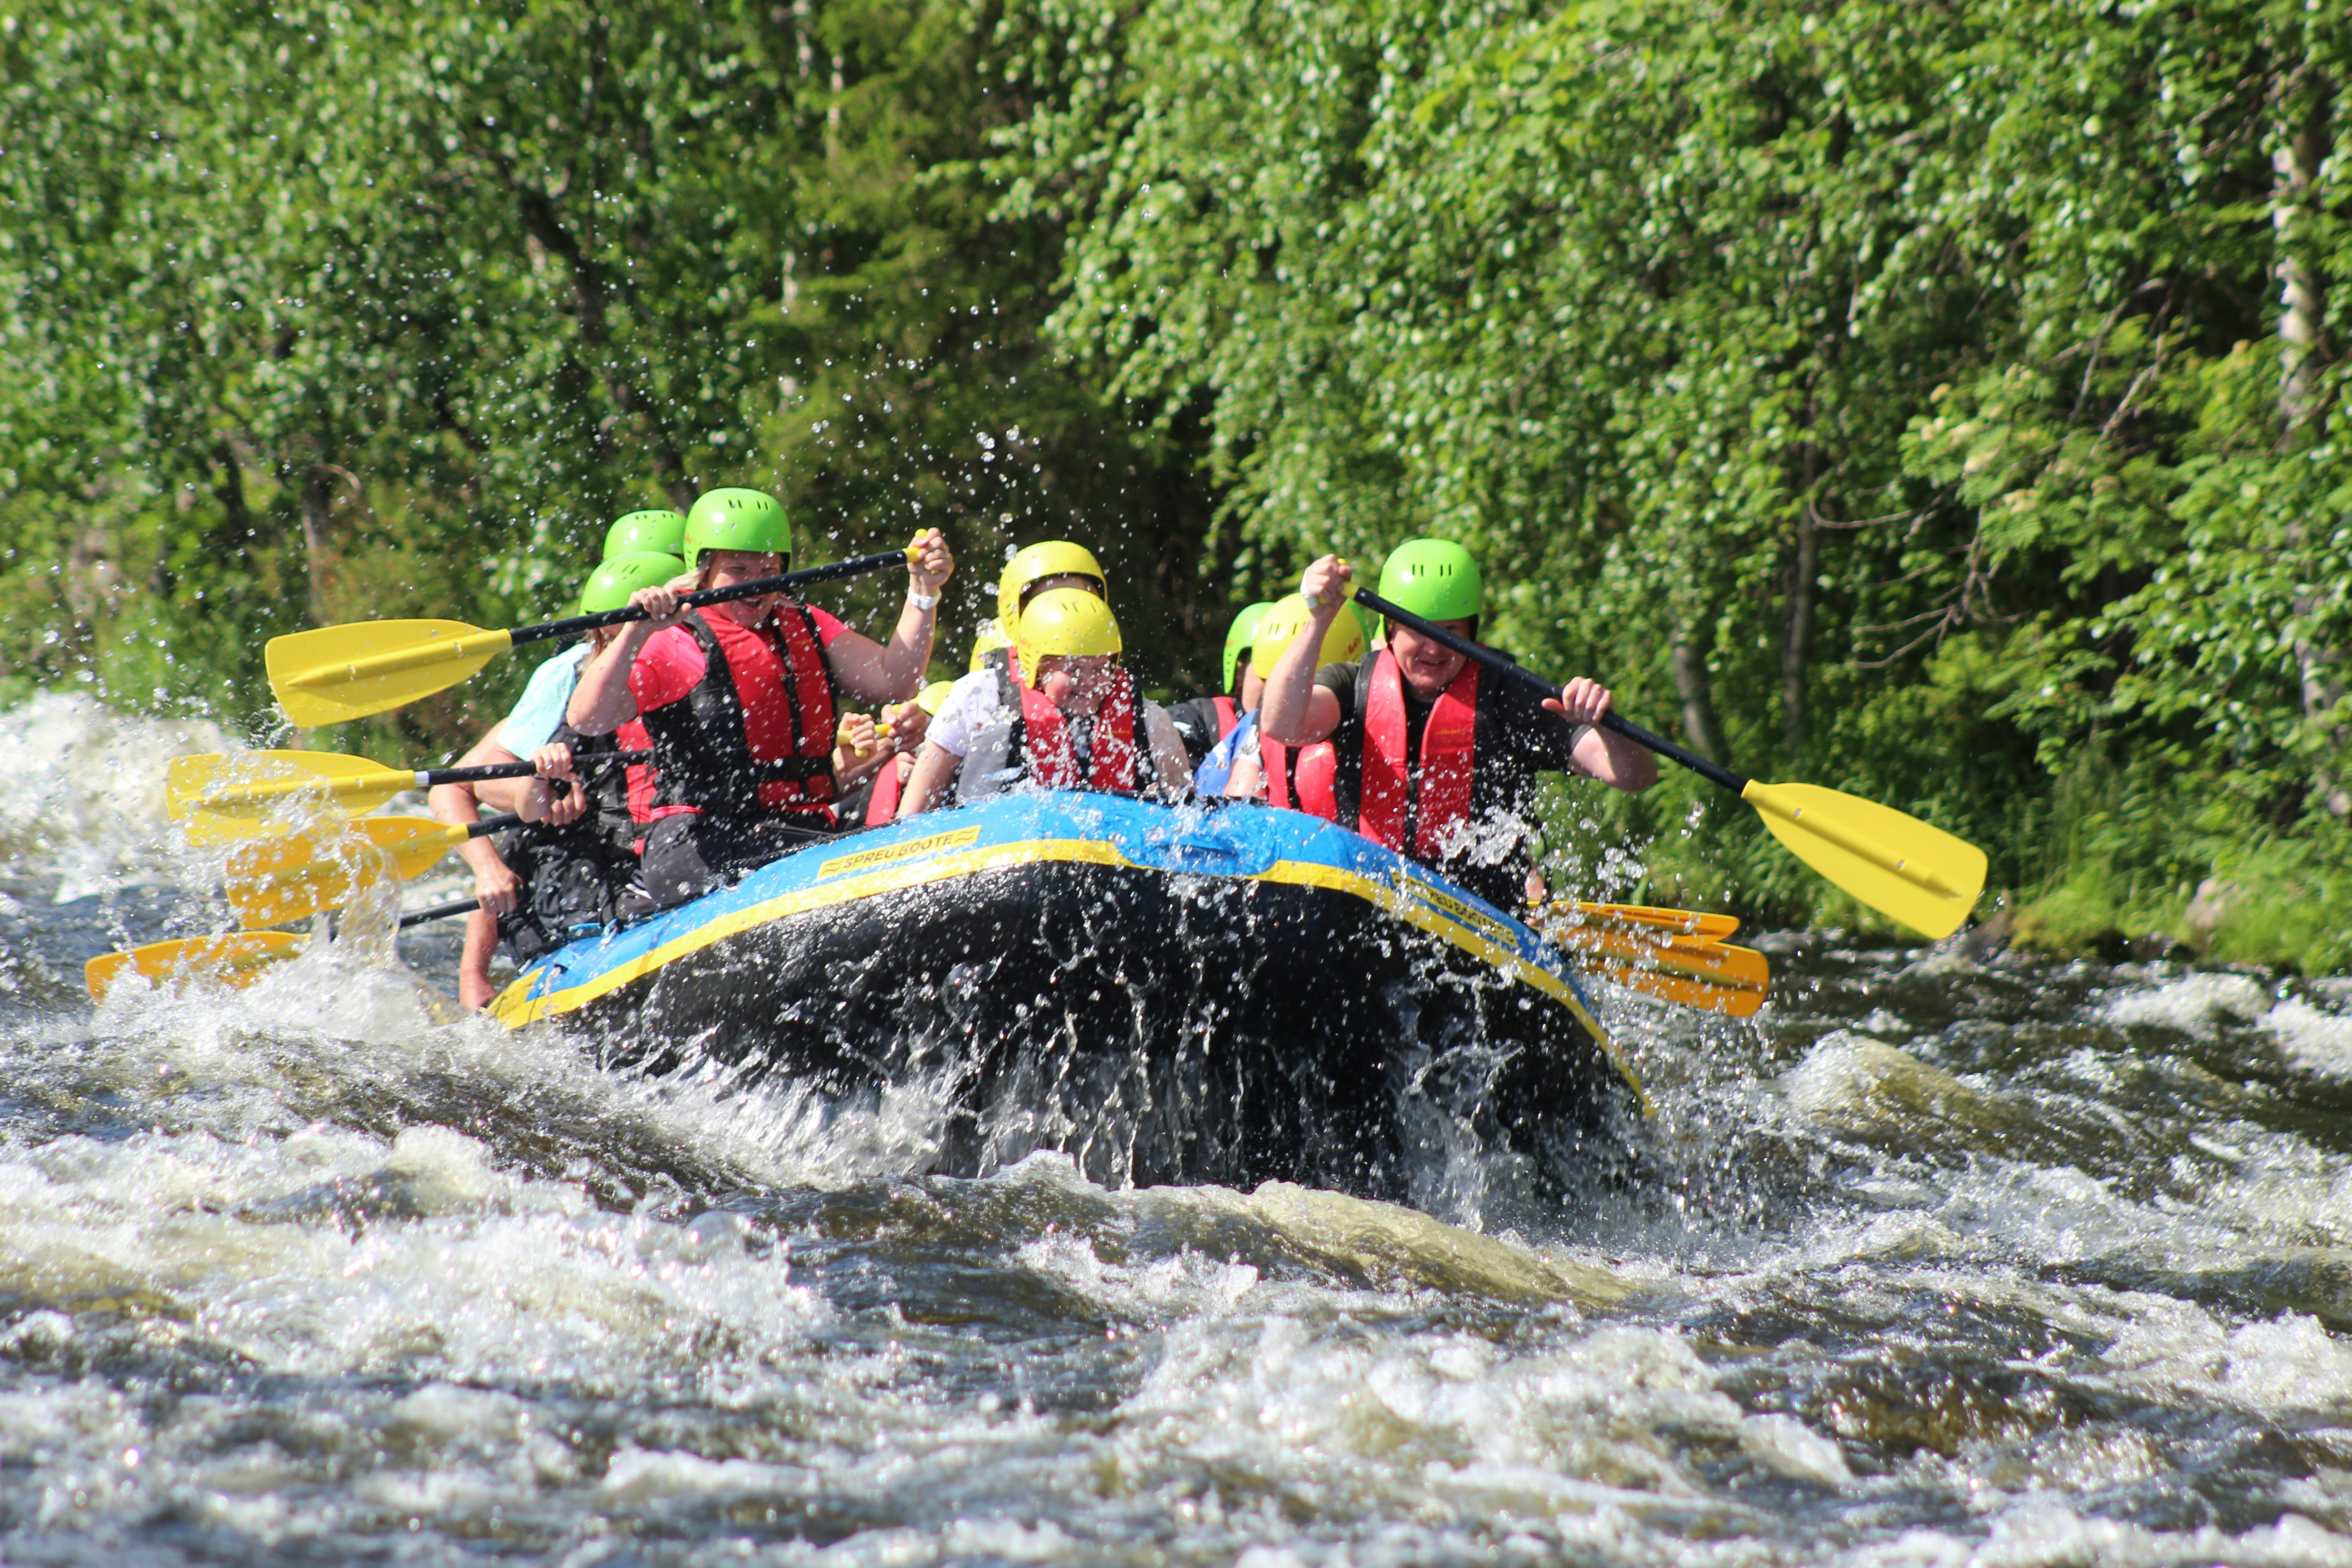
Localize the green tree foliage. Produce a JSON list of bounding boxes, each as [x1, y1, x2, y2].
[[997, 0, 2352, 951], [0, 0, 1212, 755]]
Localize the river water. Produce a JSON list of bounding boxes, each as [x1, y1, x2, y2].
[[6, 692, 2352, 1565]]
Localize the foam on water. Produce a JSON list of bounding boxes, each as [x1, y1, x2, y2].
[[6, 697, 2352, 1563]]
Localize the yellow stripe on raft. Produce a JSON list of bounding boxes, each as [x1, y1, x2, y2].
[[487, 838, 1126, 1028], [485, 837, 1644, 1113], [1254, 861, 1648, 1116]]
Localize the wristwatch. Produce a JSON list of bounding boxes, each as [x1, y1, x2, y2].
[[907, 588, 941, 612]]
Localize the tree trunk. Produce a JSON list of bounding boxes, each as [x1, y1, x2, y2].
[[1670, 632, 1727, 765], [1780, 484, 1819, 755], [209, 438, 253, 560], [299, 462, 338, 624], [2275, 67, 2340, 806]]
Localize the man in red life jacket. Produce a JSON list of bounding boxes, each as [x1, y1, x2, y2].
[[1256, 541, 1656, 911], [567, 488, 954, 911], [897, 589, 1193, 813]]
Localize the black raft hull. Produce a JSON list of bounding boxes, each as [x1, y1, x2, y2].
[[490, 793, 1644, 1197]]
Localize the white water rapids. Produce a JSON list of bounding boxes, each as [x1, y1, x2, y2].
[[6, 694, 2352, 1565]]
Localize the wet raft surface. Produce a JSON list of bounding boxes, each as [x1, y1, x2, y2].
[[568, 860, 1624, 1197], [13, 717, 2352, 1561]]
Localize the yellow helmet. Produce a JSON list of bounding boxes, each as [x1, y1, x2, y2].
[[969, 620, 1012, 674], [1252, 593, 1367, 673], [1015, 588, 1122, 671], [996, 541, 1106, 631], [916, 680, 956, 715]]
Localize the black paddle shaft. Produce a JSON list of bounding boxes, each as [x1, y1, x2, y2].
[[426, 750, 648, 787], [397, 895, 481, 930], [507, 549, 910, 648], [1349, 586, 1752, 794]]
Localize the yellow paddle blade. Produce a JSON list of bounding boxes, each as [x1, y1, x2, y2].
[[1740, 781, 1986, 940], [224, 817, 467, 927], [169, 750, 417, 842], [1580, 941, 1771, 1019], [85, 931, 308, 1001], [1560, 901, 1740, 943], [1538, 909, 1770, 1017], [266, 619, 516, 726]]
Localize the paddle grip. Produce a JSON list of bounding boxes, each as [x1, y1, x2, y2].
[[1352, 587, 1751, 795], [506, 549, 910, 647], [398, 896, 481, 929]]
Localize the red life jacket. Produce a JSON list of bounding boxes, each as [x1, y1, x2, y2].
[[1211, 695, 1239, 740], [1262, 736, 1339, 821], [1356, 648, 1478, 860], [1018, 672, 1142, 792], [639, 607, 839, 825], [864, 754, 909, 826]]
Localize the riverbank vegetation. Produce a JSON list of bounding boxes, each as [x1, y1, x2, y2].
[[5, 0, 2349, 963]]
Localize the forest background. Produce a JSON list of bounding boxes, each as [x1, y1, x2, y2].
[[5, 0, 2351, 963]]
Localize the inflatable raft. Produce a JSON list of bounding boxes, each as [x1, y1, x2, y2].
[[489, 794, 1645, 1196]]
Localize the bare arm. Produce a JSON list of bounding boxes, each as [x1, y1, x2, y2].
[[896, 741, 961, 818], [1553, 679, 1657, 792], [827, 529, 954, 705], [1259, 554, 1350, 745], [568, 583, 684, 735], [429, 730, 521, 915]]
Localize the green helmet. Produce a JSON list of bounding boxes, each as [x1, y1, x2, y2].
[[1376, 538, 1481, 624], [1222, 600, 1276, 694], [579, 551, 688, 614], [602, 509, 687, 561], [683, 489, 791, 569]]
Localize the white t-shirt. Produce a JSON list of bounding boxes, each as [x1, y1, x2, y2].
[[925, 667, 1016, 758]]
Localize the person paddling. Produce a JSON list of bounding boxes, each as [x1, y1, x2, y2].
[[566, 488, 953, 911], [1257, 541, 1655, 910], [897, 590, 1192, 813], [1167, 600, 1275, 769], [431, 549, 684, 1007]]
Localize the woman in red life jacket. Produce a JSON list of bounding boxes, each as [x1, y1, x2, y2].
[[567, 489, 954, 911], [1256, 541, 1655, 912], [896, 589, 1193, 814]]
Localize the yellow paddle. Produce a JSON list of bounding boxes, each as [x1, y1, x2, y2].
[[83, 895, 483, 1000], [167, 748, 645, 844], [222, 814, 517, 928], [1535, 905, 1770, 1018], [1353, 587, 1989, 940], [266, 545, 919, 726], [1553, 901, 1741, 944]]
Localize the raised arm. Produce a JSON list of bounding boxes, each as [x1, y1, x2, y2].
[[567, 583, 682, 735], [1259, 555, 1349, 745], [827, 529, 954, 705]]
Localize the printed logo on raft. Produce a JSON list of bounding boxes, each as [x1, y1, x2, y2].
[[1388, 868, 1524, 953], [818, 826, 985, 881]]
